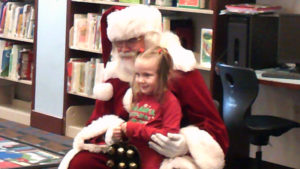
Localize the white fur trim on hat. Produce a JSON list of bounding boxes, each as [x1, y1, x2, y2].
[[180, 125, 225, 169], [93, 82, 113, 101], [123, 88, 133, 112], [107, 5, 162, 41], [160, 32, 196, 72]]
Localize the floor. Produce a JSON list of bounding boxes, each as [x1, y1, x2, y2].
[[0, 118, 73, 168], [0, 118, 295, 169]]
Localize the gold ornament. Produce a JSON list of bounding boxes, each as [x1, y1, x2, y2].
[[126, 149, 134, 158], [118, 162, 126, 169], [117, 147, 125, 155], [129, 162, 137, 169], [106, 160, 114, 167]]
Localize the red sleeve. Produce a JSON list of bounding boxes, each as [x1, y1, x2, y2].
[[126, 92, 182, 142], [169, 70, 229, 154], [86, 78, 130, 125]]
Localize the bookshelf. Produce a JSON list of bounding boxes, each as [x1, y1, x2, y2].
[[0, 0, 37, 126]]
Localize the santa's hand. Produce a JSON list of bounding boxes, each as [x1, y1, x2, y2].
[[149, 133, 188, 158]]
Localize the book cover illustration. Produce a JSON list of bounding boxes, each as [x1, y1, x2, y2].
[[200, 28, 212, 68], [178, 0, 205, 9], [0, 136, 61, 168], [0, 42, 12, 77]]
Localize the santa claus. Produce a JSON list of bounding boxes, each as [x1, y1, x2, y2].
[[59, 5, 228, 169]]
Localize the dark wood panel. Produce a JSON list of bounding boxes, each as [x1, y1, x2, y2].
[[31, 110, 64, 135]]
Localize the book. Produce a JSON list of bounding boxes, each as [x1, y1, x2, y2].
[[119, 0, 141, 4], [11, 6, 22, 37], [178, 0, 205, 9], [73, 14, 87, 49], [199, 28, 212, 68], [21, 4, 32, 38], [225, 4, 282, 14], [84, 58, 96, 95], [0, 40, 5, 73], [94, 15, 102, 50], [0, 3, 7, 33], [0, 42, 13, 77], [8, 44, 23, 79], [86, 13, 99, 50], [18, 49, 33, 80], [26, 6, 34, 39]]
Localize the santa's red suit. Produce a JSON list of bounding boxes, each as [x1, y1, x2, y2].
[[59, 5, 228, 169]]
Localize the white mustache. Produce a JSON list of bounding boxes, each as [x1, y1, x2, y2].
[[119, 51, 138, 58]]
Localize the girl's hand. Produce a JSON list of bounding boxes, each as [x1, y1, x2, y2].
[[112, 126, 122, 142], [121, 122, 127, 134]]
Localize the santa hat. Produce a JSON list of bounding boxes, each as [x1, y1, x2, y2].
[[101, 6, 125, 67], [101, 5, 162, 66]]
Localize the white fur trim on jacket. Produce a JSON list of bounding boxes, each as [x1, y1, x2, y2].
[[59, 115, 125, 169], [123, 88, 133, 112], [160, 32, 197, 72], [93, 82, 113, 101], [107, 5, 162, 41], [160, 156, 199, 169], [58, 148, 80, 169], [181, 125, 225, 169]]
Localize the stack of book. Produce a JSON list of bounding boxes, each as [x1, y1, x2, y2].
[[0, 1, 35, 39], [71, 12, 102, 51], [67, 58, 106, 96], [0, 40, 33, 81], [224, 3, 281, 14]]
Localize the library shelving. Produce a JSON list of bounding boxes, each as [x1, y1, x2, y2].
[[0, 0, 37, 126]]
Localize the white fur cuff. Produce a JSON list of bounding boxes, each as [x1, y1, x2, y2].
[[93, 82, 113, 101], [123, 88, 133, 112], [181, 126, 225, 169]]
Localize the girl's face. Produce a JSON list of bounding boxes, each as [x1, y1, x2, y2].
[[134, 57, 159, 95]]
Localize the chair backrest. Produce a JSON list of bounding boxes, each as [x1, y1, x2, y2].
[[217, 63, 259, 127], [216, 62, 259, 160]]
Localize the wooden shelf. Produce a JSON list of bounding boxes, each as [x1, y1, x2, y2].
[[0, 99, 31, 125], [72, 0, 213, 14], [65, 105, 94, 138], [0, 34, 34, 43], [0, 76, 32, 85], [70, 46, 102, 54], [68, 91, 97, 99]]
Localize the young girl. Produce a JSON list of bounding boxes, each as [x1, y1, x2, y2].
[[112, 46, 182, 169]]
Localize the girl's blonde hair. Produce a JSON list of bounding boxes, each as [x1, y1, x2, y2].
[[132, 46, 174, 108]]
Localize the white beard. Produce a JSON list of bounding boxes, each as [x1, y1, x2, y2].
[[115, 52, 136, 83]]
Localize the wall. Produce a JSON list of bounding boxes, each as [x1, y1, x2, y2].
[[34, 0, 67, 119], [257, 0, 300, 14], [250, 1, 300, 168], [251, 85, 300, 168]]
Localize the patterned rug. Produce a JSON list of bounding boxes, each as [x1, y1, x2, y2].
[[0, 118, 73, 168]]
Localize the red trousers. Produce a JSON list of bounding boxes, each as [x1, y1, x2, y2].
[[68, 148, 162, 169], [69, 150, 109, 169]]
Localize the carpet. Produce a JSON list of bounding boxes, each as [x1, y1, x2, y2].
[[0, 118, 73, 168]]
